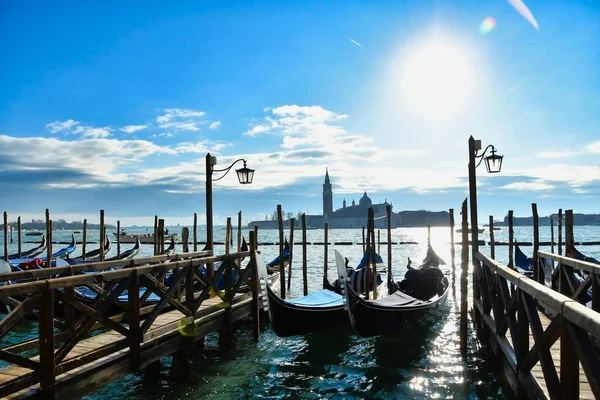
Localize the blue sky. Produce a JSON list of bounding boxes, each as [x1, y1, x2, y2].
[[1, 0, 599, 226]]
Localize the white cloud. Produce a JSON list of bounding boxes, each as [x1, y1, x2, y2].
[[174, 140, 230, 154], [501, 180, 555, 191], [156, 108, 206, 123], [209, 121, 221, 130], [536, 150, 576, 158], [158, 121, 201, 131], [244, 124, 271, 137], [587, 141, 600, 153], [74, 126, 112, 138], [120, 124, 148, 134], [46, 119, 80, 133], [152, 133, 173, 138]]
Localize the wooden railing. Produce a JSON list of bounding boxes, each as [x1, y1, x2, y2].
[[474, 251, 600, 399], [0, 249, 257, 397]]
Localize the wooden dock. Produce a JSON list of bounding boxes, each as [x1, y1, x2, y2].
[[0, 248, 264, 399]]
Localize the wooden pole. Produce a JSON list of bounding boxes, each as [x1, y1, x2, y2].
[[386, 205, 392, 293], [9, 221, 13, 244], [254, 225, 258, 251], [39, 285, 56, 397], [158, 219, 165, 254], [532, 203, 540, 283], [370, 209, 377, 300], [99, 210, 105, 262], [46, 209, 51, 268], [237, 211, 242, 266], [323, 222, 328, 288], [460, 199, 468, 356], [550, 217, 555, 254], [362, 226, 365, 253], [489, 216, 495, 259], [249, 231, 260, 341], [225, 217, 231, 255], [17, 216, 21, 258], [153, 215, 158, 256], [117, 220, 121, 260], [467, 136, 481, 306], [182, 227, 189, 253], [449, 208, 455, 271], [427, 224, 431, 246], [277, 205, 285, 299], [377, 229, 381, 254], [558, 209, 563, 256], [302, 213, 308, 296], [193, 212, 198, 252], [3, 212, 7, 261], [287, 218, 295, 291], [508, 210, 514, 269], [565, 210, 574, 258], [82, 219, 87, 260], [365, 209, 372, 300]]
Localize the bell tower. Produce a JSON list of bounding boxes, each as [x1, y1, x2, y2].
[[323, 168, 333, 216]]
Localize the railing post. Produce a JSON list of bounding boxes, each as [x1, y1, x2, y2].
[[561, 319, 579, 399], [39, 283, 56, 398], [128, 270, 141, 372], [515, 290, 529, 399], [219, 256, 234, 350]]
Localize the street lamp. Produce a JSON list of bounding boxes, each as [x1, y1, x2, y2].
[[467, 136, 503, 304], [205, 152, 254, 278]]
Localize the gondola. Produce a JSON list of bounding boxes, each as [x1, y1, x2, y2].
[[164, 237, 176, 255], [335, 248, 449, 338], [73, 235, 111, 261], [327, 248, 385, 295], [255, 250, 347, 337], [8, 235, 76, 267], [266, 239, 290, 273], [67, 238, 141, 265], [1, 235, 47, 260]]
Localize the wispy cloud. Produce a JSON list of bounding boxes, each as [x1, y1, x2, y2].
[[73, 126, 113, 138], [501, 180, 555, 191], [174, 140, 230, 154], [536, 150, 577, 159], [209, 121, 221, 130], [349, 38, 364, 48], [156, 108, 206, 123], [586, 141, 600, 153], [46, 119, 80, 133], [120, 124, 148, 134]]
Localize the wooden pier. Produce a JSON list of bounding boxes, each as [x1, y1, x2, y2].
[[0, 248, 263, 399], [471, 209, 600, 399]]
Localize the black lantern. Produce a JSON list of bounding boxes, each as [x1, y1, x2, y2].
[[484, 146, 503, 174], [236, 162, 255, 184]]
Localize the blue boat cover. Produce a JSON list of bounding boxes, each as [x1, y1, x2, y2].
[[355, 250, 384, 269], [9, 240, 76, 265], [515, 245, 532, 271], [286, 289, 344, 307], [574, 247, 600, 265]]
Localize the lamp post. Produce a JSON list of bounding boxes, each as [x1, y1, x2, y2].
[[468, 135, 503, 304], [205, 153, 254, 279]]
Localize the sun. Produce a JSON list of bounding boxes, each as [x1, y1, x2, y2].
[[400, 39, 475, 120]]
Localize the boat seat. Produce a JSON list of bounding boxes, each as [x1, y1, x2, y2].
[[373, 291, 428, 307]]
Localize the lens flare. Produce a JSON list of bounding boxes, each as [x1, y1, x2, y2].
[[479, 17, 496, 35]]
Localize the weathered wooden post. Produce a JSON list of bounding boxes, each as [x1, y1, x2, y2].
[[249, 231, 260, 341], [362, 226, 366, 253], [489, 216, 495, 259], [9, 220, 12, 244], [182, 227, 190, 253], [128, 269, 141, 372], [46, 209, 52, 267], [225, 217, 231, 255], [3, 212, 7, 261], [550, 216, 555, 254], [532, 203, 540, 283], [277, 205, 285, 299], [39, 282, 56, 397], [158, 219, 165, 254], [370, 209, 377, 300], [508, 210, 514, 269], [193, 212, 198, 252], [460, 199, 468, 356], [323, 222, 329, 288], [82, 219, 87, 260], [558, 208, 563, 256], [117, 220, 121, 260], [287, 218, 295, 291], [365, 209, 372, 300], [237, 211, 242, 266], [153, 215, 158, 256], [302, 213, 308, 296], [99, 210, 105, 262], [565, 210, 574, 258], [386, 205, 392, 291], [449, 208, 455, 275], [219, 254, 234, 350], [377, 229, 381, 254], [253, 225, 258, 250], [17, 216, 21, 258]]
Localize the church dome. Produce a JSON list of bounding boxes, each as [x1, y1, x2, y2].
[[359, 191, 372, 207]]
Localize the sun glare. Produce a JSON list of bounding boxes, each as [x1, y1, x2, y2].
[[400, 39, 475, 120]]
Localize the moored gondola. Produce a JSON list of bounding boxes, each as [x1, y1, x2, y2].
[[8, 235, 76, 268], [67, 237, 141, 266], [1, 235, 47, 260], [335, 249, 449, 337], [73, 235, 111, 261]]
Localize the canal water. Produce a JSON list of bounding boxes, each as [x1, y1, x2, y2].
[[2, 225, 599, 398]]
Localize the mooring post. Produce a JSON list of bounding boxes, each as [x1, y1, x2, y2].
[[253, 225, 258, 251], [508, 210, 514, 269], [302, 214, 308, 296], [288, 218, 295, 291], [323, 222, 328, 289], [277, 205, 285, 299], [370, 211, 378, 300], [225, 217, 231, 255], [2, 212, 7, 261], [386, 205, 392, 293], [46, 209, 52, 268], [460, 199, 468, 357], [158, 219, 165, 254], [117, 220, 121, 260], [237, 211, 242, 267], [153, 215, 158, 256], [249, 231, 261, 341], [17, 216, 21, 258], [82, 219, 87, 260], [362, 226, 366, 253], [550, 216, 555, 254], [449, 208, 455, 277], [365, 209, 372, 301], [99, 210, 105, 262], [182, 227, 189, 253], [558, 208, 563, 256], [193, 212, 198, 252], [377, 229, 381, 254], [489, 216, 495, 259], [532, 203, 540, 283]]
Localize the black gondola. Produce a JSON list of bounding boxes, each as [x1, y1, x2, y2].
[[73, 235, 111, 261], [255, 251, 347, 337], [67, 237, 141, 265], [335, 249, 449, 337], [1, 235, 47, 260]]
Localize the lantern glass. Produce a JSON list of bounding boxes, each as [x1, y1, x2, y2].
[[485, 154, 503, 174], [236, 166, 255, 184]]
